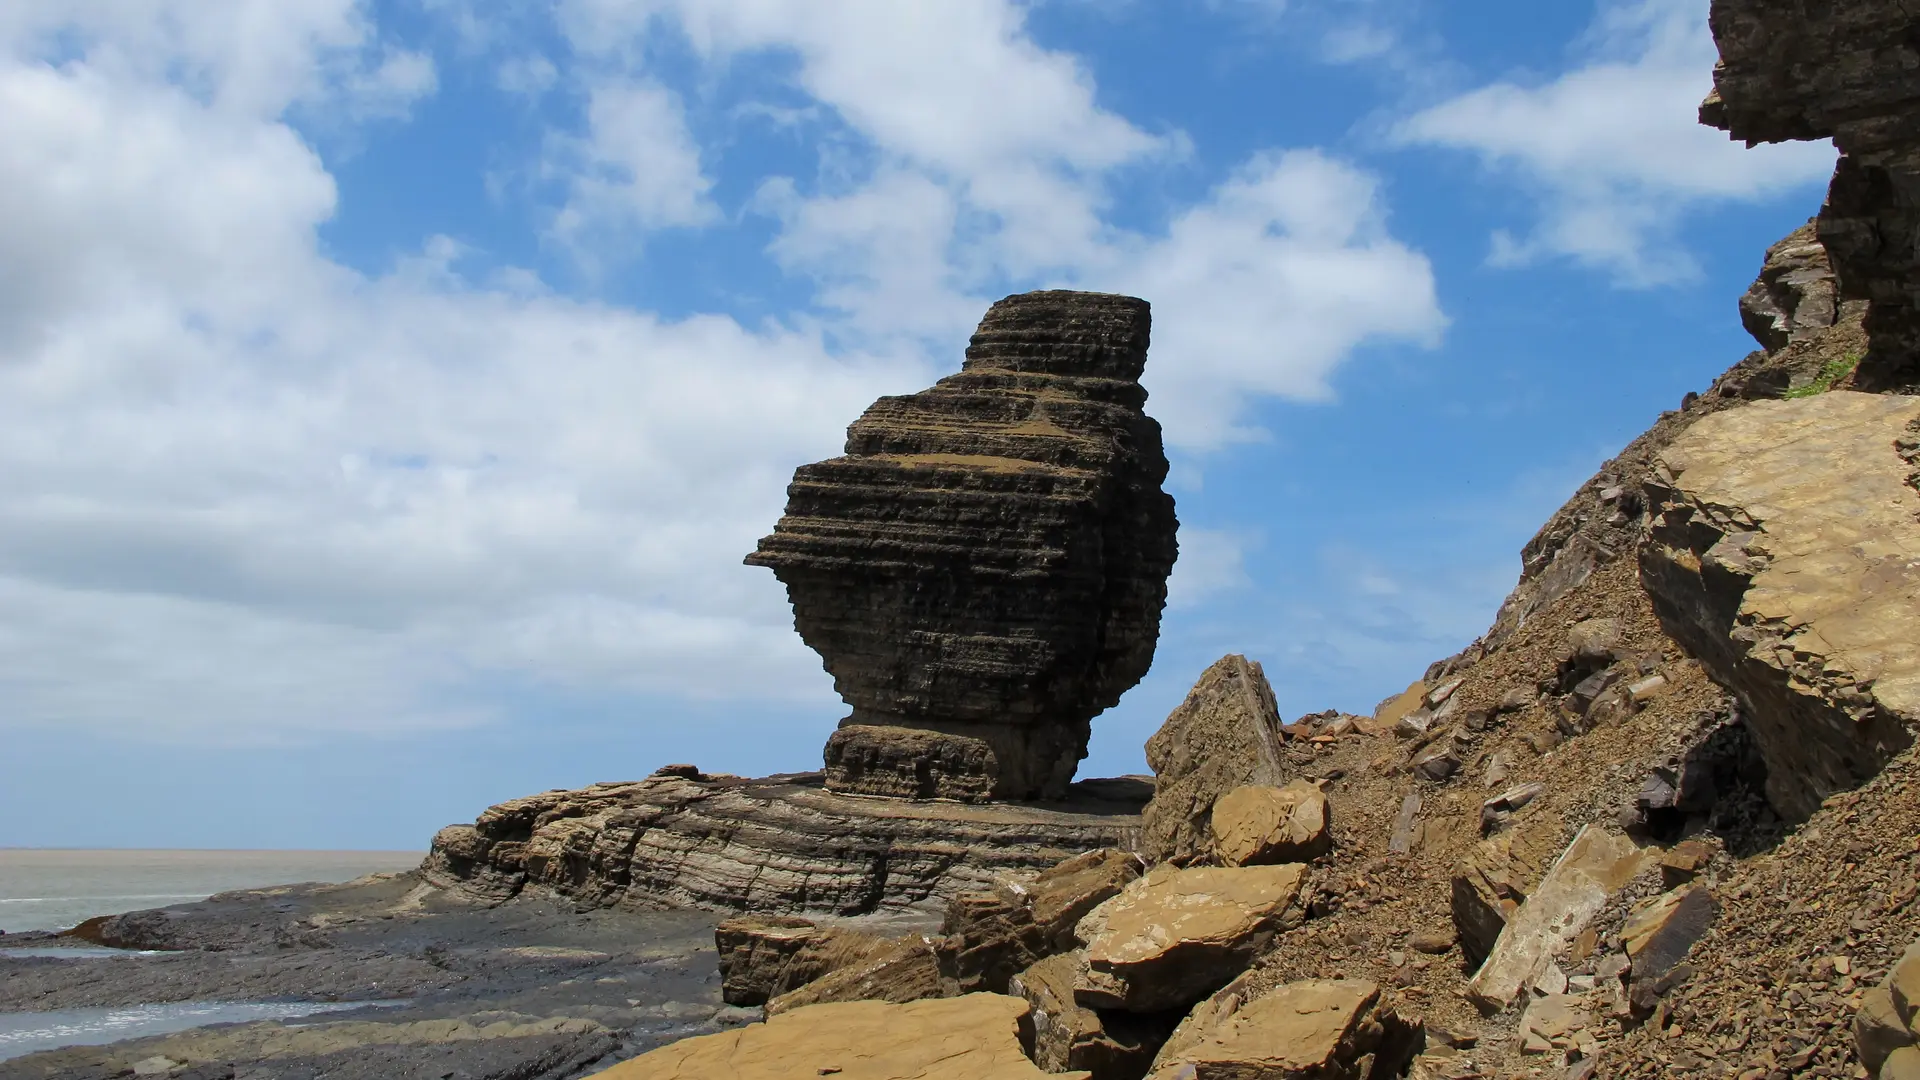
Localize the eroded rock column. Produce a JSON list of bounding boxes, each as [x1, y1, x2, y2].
[[747, 290, 1179, 801]]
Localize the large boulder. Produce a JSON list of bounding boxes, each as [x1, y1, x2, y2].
[[1450, 820, 1561, 966], [1147, 979, 1419, 1080], [714, 915, 894, 1006], [937, 849, 1142, 995], [765, 936, 944, 1015], [1210, 781, 1332, 867], [590, 994, 1081, 1080], [1140, 655, 1289, 863], [1076, 863, 1309, 1013], [1642, 392, 1920, 819], [1011, 951, 1177, 1080], [745, 290, 1179, 801]]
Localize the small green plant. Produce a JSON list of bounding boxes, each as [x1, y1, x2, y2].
[[1784, 352, 1862, 398]]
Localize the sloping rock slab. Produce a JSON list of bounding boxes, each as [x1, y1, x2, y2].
[[1642, 392, 1920, 819], [1466, 825, 1655, 1012], [1076, 863, 1308, 1013], [423, 769, 1145, 915], [1140, 655, 1289, 863], [592, 994, 1082, 1080], [1147, 979, 1418, 1080]]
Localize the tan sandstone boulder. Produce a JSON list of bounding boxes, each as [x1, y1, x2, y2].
[[938, 848, 1142, 995], [1210, 781, 1332, 867], [1140, 656, 1288, 863], [1010, 951, 1178, 1080], [766, 934, 944, 1015], [591, 993, 1082, 1080], [715, 915, 894, 1006], [1076, 863, 1309, 1013], [1147, 979, 1418, 1080]]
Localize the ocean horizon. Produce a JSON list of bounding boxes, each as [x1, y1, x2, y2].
[[0, 849, 425, 934]]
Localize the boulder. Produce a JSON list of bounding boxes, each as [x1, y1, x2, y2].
[[765, 935, 945, 1015], [1011, 951, 1177, 1080], [1140, 655, 1288, 863], [714, 915, 893, 1006], [1146, 979, 1418, 1080], [1451, 821, 1560, 966], [1642, 392, 1920, 819], [1857, 986, 1912, 1075], [1889, 939, 1920, 1025], [1620, 885, 1718, 1000], [589, 993, 1082, 1080], [1466, 825, 1656, 1012], [1888, 1046, 1920, 1080], [1076, 863, 1309, 1013], [1209, 781, 1332, 867], [1566, 618, 1621, 665], [936, 848, 1140, 995], [745, 290, 1179, 801]]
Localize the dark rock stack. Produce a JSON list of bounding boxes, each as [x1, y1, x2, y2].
[[1704, 0, 1920, 389], [747, 290, 1179, 802]]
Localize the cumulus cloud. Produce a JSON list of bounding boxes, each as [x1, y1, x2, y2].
[[1394, 0, 1835, 284]]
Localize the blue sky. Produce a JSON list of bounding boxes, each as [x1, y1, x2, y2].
[[0, 0, 1834, 849]]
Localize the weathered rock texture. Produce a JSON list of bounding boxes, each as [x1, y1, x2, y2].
[[423, 768, 1146, 916], [1139, 655, 1288, 863], [747, 290, 1180, 801], [1209, 780, 1332, 867], [1704, 1, 1920, 390], [591, 994, 1080, 1080], [1642, 391, 1920, 820], [1147, 979, 1419, 1080], [714, 915, 894, 1007], [1011, 951, 1178, 1080], [934, 847, 1141, 996]]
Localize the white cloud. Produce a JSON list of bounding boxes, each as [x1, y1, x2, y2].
[[1394, 0, 1835, 284], [498, 53, 558, 98], [547, 76, 719, 248]]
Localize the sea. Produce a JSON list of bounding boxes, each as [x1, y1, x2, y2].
[[0, 849, 425, 934]]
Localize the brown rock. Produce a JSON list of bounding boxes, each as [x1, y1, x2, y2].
[[1658, 840, 1713, 888], [1466, 825, 1656, 1012], [422, 770, 1145, 916], [591, 993, 1081, 1080], [1887, 1045, 1920, 1080], [1010, 951, 1177, 1080], [1621, 885, 1718, 996], [1209, 781, 1332, 867], [935, 848, 1140, 996], [1451, 822, 1560, 966], [1890, 940, 1920, 1027], [714, 915, 893, 1006], [1139, 656, 1288, 863], [1408, 929, 1455, 955], [1076, 863, 1308, 1013], [1370, 681, 1427, 734], [1642, 392, 1920, 819], [1147, 979, 1418, 1080], [765, 935, 945, 1015], [1566, 618, 1621, 664], [1855, 985, 1913, 1076], [745, 290, 1179, 801]]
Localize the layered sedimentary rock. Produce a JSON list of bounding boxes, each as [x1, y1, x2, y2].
[[422, 767, 1147, 916], [1641, 391, 1920, 820], [1138, 655, 1289, 863], [747, 290, 1179, 801], [1704, 0, 1920, 389]]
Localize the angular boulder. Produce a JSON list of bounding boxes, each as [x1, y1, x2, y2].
[[1146, 979, 1418, 1080], [1140, 655, 1288, 863], [1450, 820, 1560, 966], [714, 915, 894, 1007], [1620, 885, 1718, 1000], [1642, 392, 1920, 819], [1209, 780, 1332, 867], [746, 290, 1180, 801], [1011, 951, 1178, 1080], [1076, 863, 1309, 1013], [937, 848, 1142, 995], [590, 994, 1081, 1080], [765, 935, 944, 1015], [1466, 825, 1656, 1012]]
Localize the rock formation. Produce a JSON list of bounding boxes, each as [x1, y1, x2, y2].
[[423, 767, 1147, 916], [747, 290, 1179, 801], [1137, 655, 1289, 863], [1703, 0, 1920, 390]]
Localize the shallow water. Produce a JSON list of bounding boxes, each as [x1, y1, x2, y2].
[[0, 1000, 400, 1062], [0, 849, 422, 933]]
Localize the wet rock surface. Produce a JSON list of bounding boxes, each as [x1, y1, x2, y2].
[[0, 873, 738, 1080], [747, 289, 1179, 801]]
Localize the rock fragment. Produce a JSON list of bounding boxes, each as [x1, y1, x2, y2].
[[1146, 979, 1419, 1080], [1209, 781, 1332, 867], [1139, 655, 1288, 863], [1010, 951, 1177, 1080], [714, 915, 892, 1006]]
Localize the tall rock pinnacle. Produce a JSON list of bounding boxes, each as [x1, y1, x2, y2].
[[747, 290, 1179, 802]]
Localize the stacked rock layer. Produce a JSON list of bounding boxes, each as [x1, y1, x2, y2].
[[747, 290, 1179, 801]]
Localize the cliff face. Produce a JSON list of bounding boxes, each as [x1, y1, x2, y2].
[[1704, 0, 1920, 390], [747, 290, 1179, 802]]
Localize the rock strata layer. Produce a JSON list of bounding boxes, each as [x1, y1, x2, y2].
[[1642, 391, 1920, 819], [423, 768, 1147, 916], [747, 290, 1179, 801]]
